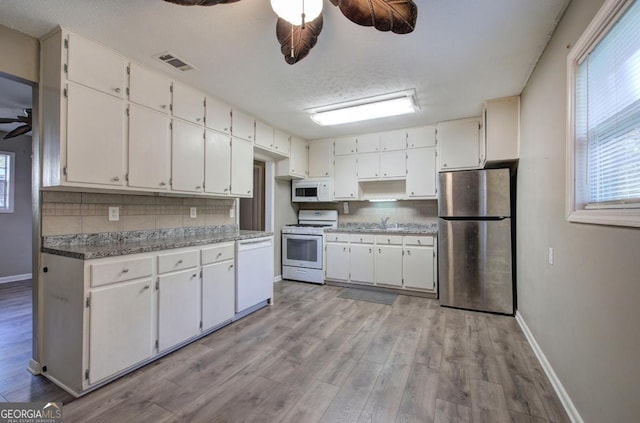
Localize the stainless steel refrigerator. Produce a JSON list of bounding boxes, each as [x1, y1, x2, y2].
[[438, 168, 514, 315]]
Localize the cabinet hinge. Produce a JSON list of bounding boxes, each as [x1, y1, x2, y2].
[[63, 88, 68, 98], [64, 38, 68, 49], [170, 84, 173, 93], [169, 178, 172, 187], [125, 173, 129, 182], [155, 279, 159, 291], [84, 369, 89, 381], [433, 251, 436, 258], [169, 122, 173, 130], [478, 123, 482, 130], [203, 99, 206, 107], [202, 182, 205, 190], [85, 297, 90, 308], [155, 340, 159, 350], [200, 269, 203, 278], [170, 104, 173, 112], [63, 166, 67, 176], [63, 63, 68, 74], [126, 108, 129, 117], [126, 66, 130, 75], [402, 250, 405, 256], [199, 321, 203, 329], [126, 87, 130, 96]]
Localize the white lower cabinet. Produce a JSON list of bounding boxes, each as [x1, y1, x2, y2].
[[349, 238, 375, 284], [201, 243, 235, 331], [325, 237, 350, 281], [403, 246, 436, 292], [375, 244, 403, 287], [158, 268, 201, 351]]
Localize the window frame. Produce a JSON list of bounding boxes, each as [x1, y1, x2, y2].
[[0, 151, 15, 214], [566, 0, 640, 228]]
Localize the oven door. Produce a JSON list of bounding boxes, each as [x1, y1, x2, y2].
[[282, 234, 323, 269]]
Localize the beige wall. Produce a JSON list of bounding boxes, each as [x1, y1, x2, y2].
[[0, 24, 38, 83], [42, 191, 235, 236], [273, 179, 298, 277], [517, 0, 640, 421]]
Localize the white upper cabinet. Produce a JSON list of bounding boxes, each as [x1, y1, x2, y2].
[[65, 84, 126, 186], [380, 150, 406, 178], [484, 96, 520, 162], [231, 109, 254, 142], [308, 139, 333, 177], [357, 133, 380, 153], [128, 63, 171, 113], [273, 129, 291, 156], [128, 104, 170, 190], [205, 130, 231, 195], [172, 81, 205, 125], [171, 120, 204, 193], [231, 137, 254, 197], [358, 153, 380, 179], [437, 117, 483, 171], [380, 129, 407, 151], [254, 120, 275, 150], [406, 147, 436, 198], [334, 137, 358, 155], [205, 96, 231, 134], [406, 125, 436, 149], [65, 33, 128, 98], [334, 155, 359, 199]]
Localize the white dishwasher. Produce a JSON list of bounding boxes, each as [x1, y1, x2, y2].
[[236, 236, 274, 316]]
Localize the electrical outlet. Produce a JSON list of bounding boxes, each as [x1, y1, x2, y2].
[[229, 208, 235, 218], [548, 247, 554, 265], [108, 207, 119, 222], [343, 202, 350, 214], [190, 207, 197, 218]]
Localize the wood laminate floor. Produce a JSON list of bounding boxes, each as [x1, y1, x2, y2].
[[1, 280, 569, 422]]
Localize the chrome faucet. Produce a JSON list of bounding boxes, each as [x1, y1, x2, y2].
[[380, 217, 390, 228]]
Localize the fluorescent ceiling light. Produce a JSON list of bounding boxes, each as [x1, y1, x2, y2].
[[308, 90, 418, 126], [368, 199, 398, 202]]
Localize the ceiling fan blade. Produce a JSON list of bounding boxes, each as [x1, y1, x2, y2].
[[0, 118, 20, 124], [2, 125, 32, 139], [330, 0, 417, 34], [163, 0, 240, 6], [276, 15, 323, 65]]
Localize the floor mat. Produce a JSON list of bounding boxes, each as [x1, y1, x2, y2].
[[337, 287, 398, 305]]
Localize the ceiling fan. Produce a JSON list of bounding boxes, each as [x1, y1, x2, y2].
[[163, 0, 418, 64], [0, 109, 32, 140]]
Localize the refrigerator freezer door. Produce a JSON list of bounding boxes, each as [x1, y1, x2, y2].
[[438, 218, 513, 314], [438, 169, 511, 218]]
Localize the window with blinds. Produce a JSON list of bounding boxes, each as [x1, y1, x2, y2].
[[0, 152, 14, 213], [576, 0, 640, 207]]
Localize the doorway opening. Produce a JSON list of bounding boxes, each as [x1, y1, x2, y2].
[[240, 160, 266, 231]]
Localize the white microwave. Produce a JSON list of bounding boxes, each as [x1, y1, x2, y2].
[[292, 178, 333, 202]]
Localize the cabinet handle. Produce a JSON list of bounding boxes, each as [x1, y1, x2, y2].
[[387, 239, 391, 243], [417, 240, 421, 244], [114, 88, 121, 93], [217, 252, 223, 257], [177, 259, 183, 265], [196, 186, 202, 189], [360, 238, 363, 242], [325, 172, 328, 176], [143, 285, 150, 290], [378, 248, 381, 253], [196, 118, 202, 122], [247, 190, 251, 194], [112, 176, 120, 182], [407, 250, 411, 255], [122, 268, 129, 273], [224, 127, 229, 132], [343, 247, 346, 252], [443, 163, 448, 167], [369, 248, 372, 253], [160, 182, 167, 186], [411, 191, 415, 195], [192, 273, 198, 278], [224, 188, 228, 192], [161, 104, 167, 109], [350, 193, 354, 197], [229, 264, 234, 270]]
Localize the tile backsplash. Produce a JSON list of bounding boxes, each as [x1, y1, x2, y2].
[[42, 191, 235, 236], [299, 200, 438, 225]]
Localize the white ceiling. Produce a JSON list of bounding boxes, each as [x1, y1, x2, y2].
[[0, 0, 569, 140]]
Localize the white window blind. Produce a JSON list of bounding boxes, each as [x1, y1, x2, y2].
[[576, 0, 640, 206], [0, 152, 13, 213]]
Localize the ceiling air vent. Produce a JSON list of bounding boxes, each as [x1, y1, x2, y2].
[[153, 52, 196, 72]]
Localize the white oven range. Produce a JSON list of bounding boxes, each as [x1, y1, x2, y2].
[[282, 210, 338, 284]]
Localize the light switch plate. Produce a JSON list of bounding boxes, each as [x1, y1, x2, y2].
[[190, 207, 197, 218], [108, 207, 119, 222], [548, 247, 554, 265], [229, 208, 235, 218]]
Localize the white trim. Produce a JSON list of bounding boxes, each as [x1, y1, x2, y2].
[[265, 161, 275, 233], [515, 312, 584, 423], [0, 273, 32, 284], [273, 275, 282, 283]]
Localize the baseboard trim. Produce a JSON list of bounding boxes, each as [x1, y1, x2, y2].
[[0, 273, 32, 284], [515, 311, 583, 423], [273, 275, 283, 283], [27, 359, 41, 375]]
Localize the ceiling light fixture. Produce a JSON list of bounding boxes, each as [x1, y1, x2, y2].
[[270, 0, 323, 27], [307, 90, 419, 126]]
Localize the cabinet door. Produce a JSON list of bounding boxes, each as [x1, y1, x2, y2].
[[406, 147, 436, 198], [350, 244, 374, 284], [128, 104, 170, 190], [333, 155, 358, 199], [357, 133, 380, 153], [205, 130, 231, 195], [66, 33, 127, 98], [205, 96, 231, 134], [437, 118, 482, 170], [334, 137, 357, 155], [173, 82, 205, 125], [407, 125, 436, 149], [358, 153, 380, 179], [403, 246, 436, 292], [380, 129, 407, 151], [88, 279, 153, 384], [308, 139, 332, 177], [231, 109, 254, 142], [158, 269, 201, 351], [290, 137, 308, 178], [128, 63, 171, 113], [172, 120, 204, 192], [375, 245, 403, 286], [484, 96, 519, 162], [231, 137, 254, 197], [273, 129, 290, 156], [380, 150, 406, 178], [66, 84, 125, 186], [202, 260, 235, 331], [255, 121, 274, 150], [326, 243, 349, 281]]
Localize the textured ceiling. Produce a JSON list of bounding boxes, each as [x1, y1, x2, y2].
[[0, 0, 569, 140]]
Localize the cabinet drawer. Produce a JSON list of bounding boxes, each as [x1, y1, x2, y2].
[[158, 250, 199, 274], [325, 233, 350, 243], [91, 257, 153, 287], [350, 234, 375, 244], [201, 242, 235, 265], [404, 236, 434, 246], [375, 235, 403, 245]]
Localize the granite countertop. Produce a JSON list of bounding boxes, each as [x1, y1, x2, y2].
[[42, 226, 273, 260], [325, 223, 438, 235]]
